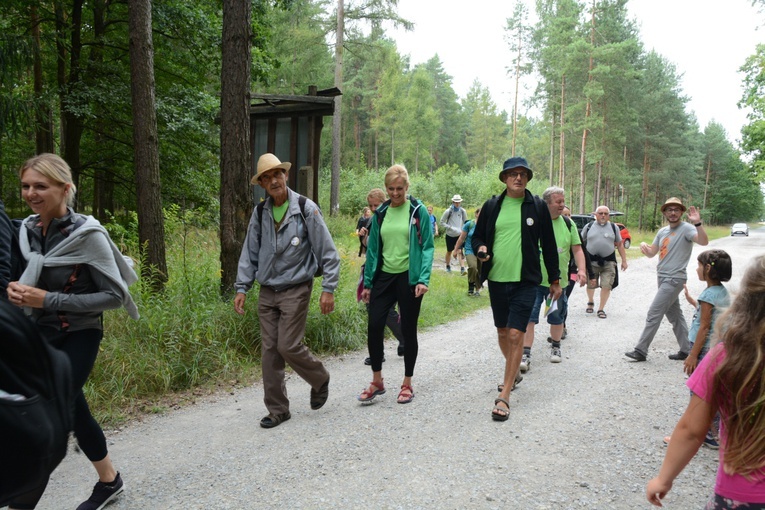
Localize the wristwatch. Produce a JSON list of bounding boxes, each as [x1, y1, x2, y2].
[[694, 222, 702, 227]]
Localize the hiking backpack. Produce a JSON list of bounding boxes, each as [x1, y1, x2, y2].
[[0, 300, 74, 505]]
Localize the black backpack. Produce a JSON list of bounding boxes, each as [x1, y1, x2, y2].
[[0, 300, 74, 505]]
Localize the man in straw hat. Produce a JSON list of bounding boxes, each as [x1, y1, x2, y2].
[[440, 193, 468, 274], [234, 153, 340, 428], [625, 197, 708, 362]]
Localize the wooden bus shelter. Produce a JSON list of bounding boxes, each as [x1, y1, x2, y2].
[[249, 86, 340, 204]]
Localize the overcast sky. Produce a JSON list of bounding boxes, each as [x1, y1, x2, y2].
[[389, 0, 763, 145]]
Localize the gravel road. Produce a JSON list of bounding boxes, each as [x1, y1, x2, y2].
[[38, 227, 763, 509]]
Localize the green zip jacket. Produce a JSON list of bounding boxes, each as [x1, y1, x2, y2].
[[364, 196, 434, 289]]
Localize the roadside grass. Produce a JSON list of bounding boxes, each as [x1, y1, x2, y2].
[[89, 213, 485, 426]]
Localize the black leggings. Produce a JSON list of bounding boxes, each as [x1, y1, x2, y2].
[[46, 328, 108, 461], [11, 328, 107, 509], [367, 271, 423, 376]]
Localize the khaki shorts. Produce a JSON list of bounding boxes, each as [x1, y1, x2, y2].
[[587, 261, 616, 290]]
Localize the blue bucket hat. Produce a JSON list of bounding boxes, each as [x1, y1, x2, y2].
[[499, 157, 533, 182]]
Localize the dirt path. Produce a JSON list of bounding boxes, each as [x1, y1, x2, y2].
[[40, 228, 763, 509]]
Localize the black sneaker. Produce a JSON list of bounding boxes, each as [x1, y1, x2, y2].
[[364, 356, 385, 366], [625, 350, 647, 362], [77, 472, 124, 510], [702, 433, 720, 450], [668, 351, 689, 360]]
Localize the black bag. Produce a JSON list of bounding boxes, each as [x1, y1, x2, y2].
[[0, 300, 74, 505]]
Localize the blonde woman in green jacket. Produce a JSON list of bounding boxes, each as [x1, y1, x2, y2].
[[358, 165, 434, 405]]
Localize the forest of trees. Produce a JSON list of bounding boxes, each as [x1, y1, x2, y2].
[[1, 1, 762, 273]]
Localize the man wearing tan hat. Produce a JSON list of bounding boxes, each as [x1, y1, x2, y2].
[[625, 197, 708, 362], [440, 194, 468, 274], [234, 153, 340, 428]]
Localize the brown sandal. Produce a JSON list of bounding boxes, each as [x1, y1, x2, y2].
[[492, 397, 509, 421], [260, 411, 291, 429], [310, 375, 330, 410]]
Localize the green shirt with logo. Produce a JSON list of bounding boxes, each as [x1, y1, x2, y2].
[[488, 196, 524, 282]]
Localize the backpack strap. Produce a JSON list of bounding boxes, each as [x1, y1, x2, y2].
[[581, 221, 592, 241], [410, 197, 423, 245], [255, 195, 309, 240], [611, 221, 620, 240]]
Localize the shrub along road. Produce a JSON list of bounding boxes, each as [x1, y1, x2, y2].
[[42, 228, 762, 509]]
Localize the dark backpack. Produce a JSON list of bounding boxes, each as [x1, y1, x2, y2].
[[0, 300, 74, 505], [256, 194, 323, 277]]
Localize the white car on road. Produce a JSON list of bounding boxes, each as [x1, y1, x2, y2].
[[731, 223, 749, 236]]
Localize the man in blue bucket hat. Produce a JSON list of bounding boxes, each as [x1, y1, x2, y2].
[[471, 156, 561, 422]]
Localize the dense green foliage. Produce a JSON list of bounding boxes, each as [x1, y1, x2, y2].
[[1, 0, 762, 227]]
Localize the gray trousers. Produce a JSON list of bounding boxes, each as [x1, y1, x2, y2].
[[258, 281, 329, 415], [634, 276, 690, 356]]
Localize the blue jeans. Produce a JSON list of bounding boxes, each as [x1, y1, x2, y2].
[[528, 285, 567, 326]]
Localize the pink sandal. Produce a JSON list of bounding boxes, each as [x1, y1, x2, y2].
[[397, 384, 415, 404], [358, 380, 385, 402]]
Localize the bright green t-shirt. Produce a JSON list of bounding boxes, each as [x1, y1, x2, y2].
[[540, 216, 581, 284], [488, 195, 524, 282], [381, 203, 410, 274], [272, 200, 289, 223]]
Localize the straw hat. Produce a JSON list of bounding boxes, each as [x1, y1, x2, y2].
[[660, 197, 686, 213], [451, 194, 463, 203], [251, 153, 292, 184]]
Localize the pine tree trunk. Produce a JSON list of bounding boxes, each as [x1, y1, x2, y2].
[[330, 0, 344, 216], [32, 6, 54, 154], [639, 139, 649, 230], [129, 0, 167, 290], [219, 0, 252, 295], [548, 108, 555, 185], [91, 0, 108, 221], [703, 154, 711, 209], [559, 75, 566, 188], [59, 0, 85, 208]]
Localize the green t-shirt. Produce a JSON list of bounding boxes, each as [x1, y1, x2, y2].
[[381, 203, 410, 274], [272, 200, 289, 223], [488, 195, 524, 282], [540, 216, 581, 284]]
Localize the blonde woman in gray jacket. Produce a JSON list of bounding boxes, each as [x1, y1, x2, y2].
[[7, 153, 137, 510]]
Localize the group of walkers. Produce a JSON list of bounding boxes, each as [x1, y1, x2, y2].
[[2, 150, 764, 509]]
